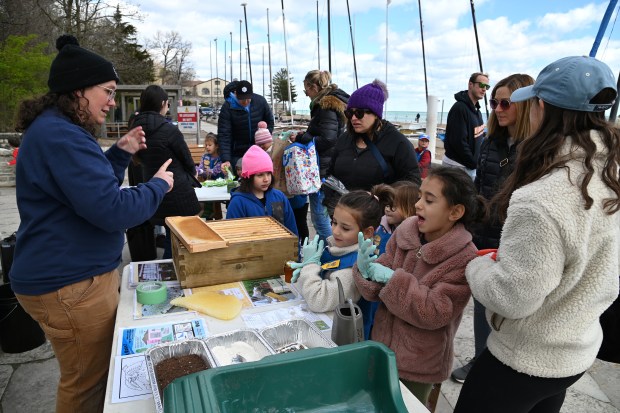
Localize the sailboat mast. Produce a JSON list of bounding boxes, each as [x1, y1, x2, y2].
[[470, 0, 489, 119], [386, 0, 391, 114], [328, 0, 332, 72], [281, 0, 294, 126], [242, 3, 253, 84], [417, 0, 428, 102], [346, 0, 358, 89], [589, 0, 619, 121], [590, 0, 618, 57], [267, 8, 274, 116], [317, 1, 321, 69]]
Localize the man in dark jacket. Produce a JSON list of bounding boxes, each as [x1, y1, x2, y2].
[[218, 80, 274, 171], [443, 72, 488, 179]]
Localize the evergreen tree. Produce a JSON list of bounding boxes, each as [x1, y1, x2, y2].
[[105, 6, 154, 84], [271, 68, 297, 114]]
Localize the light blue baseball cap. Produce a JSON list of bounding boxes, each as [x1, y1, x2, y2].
[[511, 56, 617, 112]]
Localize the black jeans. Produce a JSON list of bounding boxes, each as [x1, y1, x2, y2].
[[292, 202, 309, 243], [454, 349, 584, 413]]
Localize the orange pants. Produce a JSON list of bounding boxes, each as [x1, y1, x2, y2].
[[16, 270, 120, 413]]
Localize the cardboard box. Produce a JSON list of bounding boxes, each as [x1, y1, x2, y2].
[[166, 216, 298, 288]]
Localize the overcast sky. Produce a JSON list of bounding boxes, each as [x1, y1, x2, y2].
[[128, 0, 620, 113]]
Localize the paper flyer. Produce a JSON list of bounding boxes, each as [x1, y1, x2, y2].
[[241, 276, 300, 307], [128, 259, 177, 288], [241, 304, 332, 331], [111, 354, 152, 403], [118, 318, 208, 356]]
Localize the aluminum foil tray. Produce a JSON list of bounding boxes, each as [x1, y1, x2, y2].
[[259, 318, 336, 354], [204, 329, 275, 367], [144, 338, 215, 413]]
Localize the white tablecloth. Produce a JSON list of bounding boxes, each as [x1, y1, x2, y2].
[[194, 185, 230, 202], [102, 266, 429, 413]]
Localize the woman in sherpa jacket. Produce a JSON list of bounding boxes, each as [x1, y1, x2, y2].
[[455, 56, 620, 413]]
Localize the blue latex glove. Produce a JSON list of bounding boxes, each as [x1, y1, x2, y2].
[[368, 263, 394, 283], [356, 232, 377, 279], [290, 235, 325, 282]]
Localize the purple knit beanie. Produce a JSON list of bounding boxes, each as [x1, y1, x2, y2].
[[347, 79, 389, 118]]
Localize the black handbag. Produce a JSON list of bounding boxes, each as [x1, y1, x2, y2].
[[321, 175, 348, 217]]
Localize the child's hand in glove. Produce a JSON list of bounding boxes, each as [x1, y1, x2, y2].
[[368, 263, 394, 283], [356, 232, 377, 279], [290, 235, 325, 282]]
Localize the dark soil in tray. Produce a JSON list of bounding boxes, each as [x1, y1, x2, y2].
[[155, 354, 209, 397]]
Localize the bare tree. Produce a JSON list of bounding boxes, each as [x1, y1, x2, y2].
[[1, 0, 57, 46], [24, 0, 140, 46], [147, 31, 194, 85]]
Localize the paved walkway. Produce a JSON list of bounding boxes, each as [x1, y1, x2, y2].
[[0, 123, 618, 412]]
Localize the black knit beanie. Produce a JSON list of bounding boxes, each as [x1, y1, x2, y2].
[[48, 35, 120, 93]]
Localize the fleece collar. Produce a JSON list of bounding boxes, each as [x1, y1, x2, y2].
[[393, 217, 473, 265]]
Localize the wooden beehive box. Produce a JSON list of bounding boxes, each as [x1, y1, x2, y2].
[[166, 216, 298, 288]]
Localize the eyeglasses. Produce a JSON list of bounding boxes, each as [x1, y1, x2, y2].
[[489, 98, 512, 110], [477, 82, 491, 90], [344, 108, 373, 120], [97, 85, 116, 102]]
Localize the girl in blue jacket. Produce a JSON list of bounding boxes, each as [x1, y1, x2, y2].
[[226, 145, 298, 236]]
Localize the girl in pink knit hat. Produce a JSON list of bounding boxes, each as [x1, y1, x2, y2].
[[226, 145, 298, 237], [254, 121, 273, 152]]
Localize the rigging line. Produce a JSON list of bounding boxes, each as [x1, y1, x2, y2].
[[602, 4, 620, 58], [346, 0, 358, 89]]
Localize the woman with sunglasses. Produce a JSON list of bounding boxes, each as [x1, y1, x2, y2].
[[450, 73, 534, 384], [131, 85, 201, 259], [11, 35, 173, 413], [455, 56, 620, 412], [328, 79, 421, 197]]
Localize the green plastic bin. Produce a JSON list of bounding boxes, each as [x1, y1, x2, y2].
[[163, 341, 408, 412]]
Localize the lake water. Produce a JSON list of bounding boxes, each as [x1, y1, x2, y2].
[[293, 110, 488, 125]]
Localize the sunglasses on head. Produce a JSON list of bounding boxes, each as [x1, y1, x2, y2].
[[477, 82, 491, 90], [490, 98, 512, 110], [344, 108, 373, 120]]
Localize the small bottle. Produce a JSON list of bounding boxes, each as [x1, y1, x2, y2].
[[283, 261, 296, 283]]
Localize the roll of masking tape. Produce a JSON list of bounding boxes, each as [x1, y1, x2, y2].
[[136, 282, 168, 305]]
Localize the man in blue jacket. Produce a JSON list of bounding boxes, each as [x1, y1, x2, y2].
[[442, 72, 488, 179], [218, 80, 274, 173]]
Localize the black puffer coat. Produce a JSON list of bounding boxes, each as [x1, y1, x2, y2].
[[472, 134, 519, 249], [132, 111, 200, 225], [329, 121, 421, 191], [217, 81, 274, 164], [296, 88, 349, 178]]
